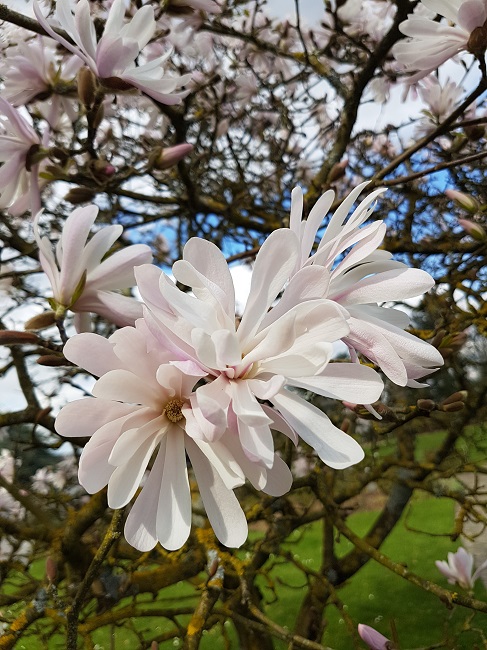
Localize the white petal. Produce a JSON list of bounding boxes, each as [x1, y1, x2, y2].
[[271, 390, 364, 469], [156, 427, 192, 550], [186, 436, 248, 548]]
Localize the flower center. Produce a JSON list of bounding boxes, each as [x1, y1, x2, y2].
[[164, 398, 185, 423]]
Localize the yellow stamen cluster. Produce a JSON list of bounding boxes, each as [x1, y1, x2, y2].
[[164, 398, 185, 423]]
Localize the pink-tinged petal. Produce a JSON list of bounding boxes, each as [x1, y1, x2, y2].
[[155, 426, 192, 550], [107, 430, 160, 509], [422, 0, 465, 24], [472, 557, 487, 583], [457, 0, 487, 32], [186, 436, 248, 548], [299, 188, 335, 264], [80, 225, 123, 274], [57, 205, 98, 303], [63, 332, 121, 377], [73, 311, 92, 333], [33, 0, 92, 69], [78, 413, 141, 493], [288, 363, 383, 404], [231, 380, 272, 427], [124, 440, 166, 552], [262, 455, 293, 497], [123, 75, 190, 105], [74, 291, 144, 327], [237, 229, 299, 348], [108, 416, 164, 467], [110, 326, 163, 380], [289, 186, 304, 235], [332, 223, 386, 277], [135, 264, 171, 312], [191, 328, 240, 370], [247, 375, 286, 401], [261, 265, 330, 329], [238, 421, 274, 468], [74, 0, 98, 62], [335, 268, 434, 305], [158, 271, 221, 332], [55, 398, 134, 438], [271, 390, 364, 469], [176, 237, 235, 323], [96, 35, 139, 78], [344, 318, 408, 386], [190, 436, 245, 489], [119, 5, 156, 49], [261, 404, 298, 444], [103, 0, 126, 36], [92, 369, 161, 409], [87, 244, 152, 291], [0, 97, 38, 143], [435, 559, 458, 583], [190, 384, 229, 442]]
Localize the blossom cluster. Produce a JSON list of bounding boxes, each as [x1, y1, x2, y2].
[[0, 0, 467, 554], [48, 182, 443, 551]]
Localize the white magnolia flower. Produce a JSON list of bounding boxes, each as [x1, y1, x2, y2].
[[436, 547, 487, 590], [34, 204, 152, 331], [56, 323, 291, 550], [136, 229, 383, 471], [415, 77, 464, 137], [0, 36, 82, 108], [0, 98, 43, 215], [289, 183, 444, 386], [393, 0, 487, 82], [33, 0, 191, 105]]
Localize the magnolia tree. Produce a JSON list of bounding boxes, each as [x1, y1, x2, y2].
[[0, 0, 486, 648]]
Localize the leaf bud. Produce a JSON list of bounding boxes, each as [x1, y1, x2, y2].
[[46, 556, 57, 582], [24, 311, 56, 331], [441, 391, 468, 406], [37, 354, 70, 367], [0, 330, 39, 345], [416, 399, 436, 412], [64, 187, 97, 204]]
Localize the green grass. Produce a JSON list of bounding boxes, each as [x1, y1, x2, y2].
[[8, 429, 487, 649]]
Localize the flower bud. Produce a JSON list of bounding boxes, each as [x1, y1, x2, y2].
[[152, 143, 194, 170], [78, 67, 97, 107], [357, 623, 392, 650], [24, 311, 56, 331], [457, 218, 486, 241], [467, 24, 487, 59], [445, 189, 479, 213]]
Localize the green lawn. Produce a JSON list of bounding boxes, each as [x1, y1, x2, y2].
[[8, 428, 487, 649]]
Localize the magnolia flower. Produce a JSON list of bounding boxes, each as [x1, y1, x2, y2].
[[358, 624, 392, 650], [33, 0, 191, 105], [34, 204, 152, 332], [0, 36, 82, 108], [415, 77, 464, 136], [289, 183, 444, 387], [0, 98, 43, 215], [56, 323, 292, 550], [436, 547, 487, 589], [136, 229, 384, 471], [393, 0, 487, 82]]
